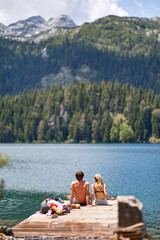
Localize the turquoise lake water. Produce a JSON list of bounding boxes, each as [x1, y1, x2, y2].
[[0, 143, 159, 238]]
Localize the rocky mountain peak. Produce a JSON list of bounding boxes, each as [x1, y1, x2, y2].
[[12, 15, 46, 25], [25, 16, 45, 23], [47, 14, 76, 28], [0, 14, 76, 41], [9, 15, 46, 28]]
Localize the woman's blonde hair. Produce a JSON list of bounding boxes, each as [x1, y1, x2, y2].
[[94, 174, 104, 190]]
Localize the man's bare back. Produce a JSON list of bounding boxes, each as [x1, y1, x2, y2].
[[68, 171, 90, 205], [71, 180, 89, 204]]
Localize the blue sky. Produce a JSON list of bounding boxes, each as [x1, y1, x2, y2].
[[0, 0, 160, 26], [119, 0, 160, 18]]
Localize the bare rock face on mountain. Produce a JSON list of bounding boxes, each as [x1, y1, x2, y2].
[[8, 15, 47, 39], [48, 15, 76, 28], [0, 23, 10, 34], [0, 15, 76, 41], [152, 16, 160, 24]]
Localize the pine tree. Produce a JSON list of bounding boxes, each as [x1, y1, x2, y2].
[[119, 123, 134, 143], [100, 112, 112, 142], [151, 109, 160, 138], [110, 125, 119, 143]]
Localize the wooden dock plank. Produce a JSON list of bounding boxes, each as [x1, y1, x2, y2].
[[12, 200, 117, 239]]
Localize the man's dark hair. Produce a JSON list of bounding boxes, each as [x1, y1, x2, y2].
[[75, 171, 84, 180]]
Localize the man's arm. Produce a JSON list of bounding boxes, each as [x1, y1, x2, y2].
[[70, 182, 75, 205], [85, 182, 90, 205]]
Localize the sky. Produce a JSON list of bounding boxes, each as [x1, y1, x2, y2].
[[0, 0, 160, 26]]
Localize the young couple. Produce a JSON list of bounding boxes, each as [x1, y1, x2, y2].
[[67, 170, 115, 206]]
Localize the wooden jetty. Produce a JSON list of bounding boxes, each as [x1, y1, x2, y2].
[[12, 196, 148, 239], [12, 200, 117, 239]]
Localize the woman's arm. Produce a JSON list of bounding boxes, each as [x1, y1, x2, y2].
[[104, 184, 115, 200], [91, 184, 95, 205]]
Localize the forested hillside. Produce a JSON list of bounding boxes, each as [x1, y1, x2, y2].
[[0, 81, 160, 143], [0, 15, 160, 96]]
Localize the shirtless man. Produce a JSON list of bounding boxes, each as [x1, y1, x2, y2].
[[67, 171, 90, 206]]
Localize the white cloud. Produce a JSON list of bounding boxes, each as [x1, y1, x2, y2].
[[0, 0, 128, 26], [0, 9, 6, 24], [87, 0, 128, 22]]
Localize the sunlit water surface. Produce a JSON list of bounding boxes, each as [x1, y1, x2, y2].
[[0, 144, 159, 238]]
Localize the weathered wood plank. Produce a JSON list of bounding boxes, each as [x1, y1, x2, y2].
[[12, 200, 117, 239]]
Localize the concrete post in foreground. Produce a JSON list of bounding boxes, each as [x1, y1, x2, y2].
[[118, 195, 143, 228], [112, 196, 152, 240]]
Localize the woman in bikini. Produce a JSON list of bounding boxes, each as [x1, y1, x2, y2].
[[91, 174, 115, 206]]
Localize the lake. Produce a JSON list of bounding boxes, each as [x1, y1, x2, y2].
[[0, 143, 159, 238]]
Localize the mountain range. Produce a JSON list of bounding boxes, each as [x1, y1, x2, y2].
[[0, 14, 76, 41], [0, 14, 160, 96], [1, 15, 160, 42]]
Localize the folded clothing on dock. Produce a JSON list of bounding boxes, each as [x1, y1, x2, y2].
[[40, 198, 70, 214]]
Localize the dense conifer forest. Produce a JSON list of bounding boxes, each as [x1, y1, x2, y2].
[[0, 81, 160, 143], [1, 16, 160, 143], [0, 16, 160, 96]]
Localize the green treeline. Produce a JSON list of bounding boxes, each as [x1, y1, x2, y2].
[[0, 81, 160, 143]]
